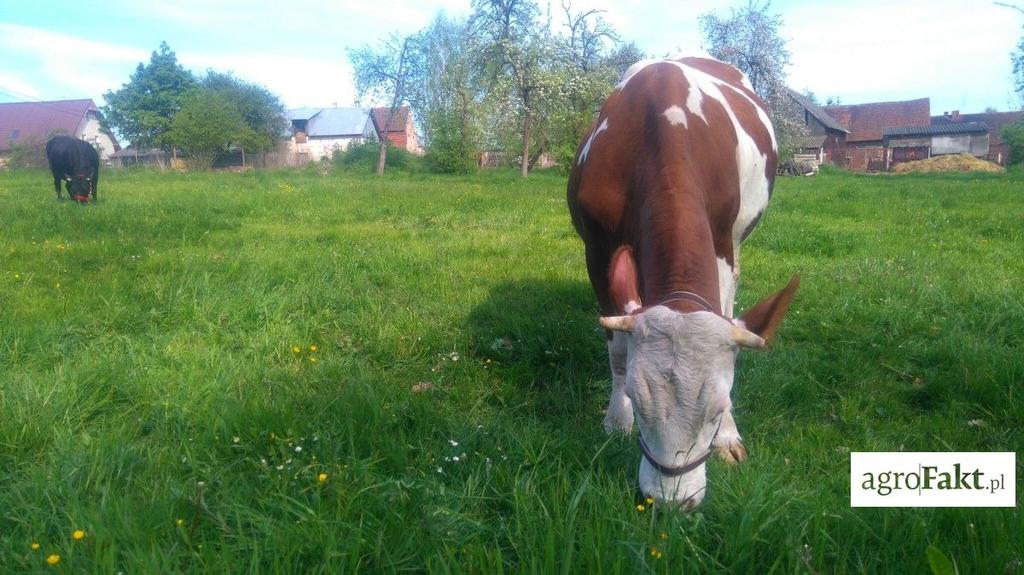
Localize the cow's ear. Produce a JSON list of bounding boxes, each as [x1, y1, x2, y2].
[[609, 245, 641, 313], [737, 275, 799, 347]]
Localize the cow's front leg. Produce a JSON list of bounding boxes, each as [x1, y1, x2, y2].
[[603, 331, 633, 433], [714, 408, 747, 464]]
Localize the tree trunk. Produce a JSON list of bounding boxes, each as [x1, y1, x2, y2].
[[376, 140, 387, 176], [520, 113, 531, 178]]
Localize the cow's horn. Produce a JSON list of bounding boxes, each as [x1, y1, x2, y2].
[[600, 315, 636, 332], [731, 326, 765, 349]]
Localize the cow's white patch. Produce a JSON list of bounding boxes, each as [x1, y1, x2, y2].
[[663, 105, 687, 127], [666, 61, 774, 245], [624, 300, 642, 314], [685, 84, 706, 123], [578, 118, 609, 165], [716, 256, 736, 318]]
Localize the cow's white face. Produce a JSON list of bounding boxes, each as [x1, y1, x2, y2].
[[610, 307, 759, 507]]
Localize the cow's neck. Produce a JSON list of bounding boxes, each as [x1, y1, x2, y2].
[[638, 194, 722, 315]]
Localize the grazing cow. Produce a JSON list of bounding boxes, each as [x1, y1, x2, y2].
[[567, 56, 800, 508], [46, 135, 99, 202]]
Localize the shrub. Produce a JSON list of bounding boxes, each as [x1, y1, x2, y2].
[[332, 141, 422, 173], [4, 137, 49, 170], [1001, 120, 1024, 166]]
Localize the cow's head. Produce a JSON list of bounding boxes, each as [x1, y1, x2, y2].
[[600, 276, 799, 508], [65, 174, 91, 200]]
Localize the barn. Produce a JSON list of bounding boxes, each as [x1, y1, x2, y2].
[[824, 98, 931, 172], [882, 122, 989, 168], [0, 99, 119, 165], [785, 88, 850, 167], [287, 107, 377, 163], [932, 110, 1024, 165], [371, 107, 423, 155]]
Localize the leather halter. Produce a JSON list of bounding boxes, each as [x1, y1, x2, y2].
[[638, 434, 713, 477], [636, 398, 723, 477], [656, 290, 715, 313]]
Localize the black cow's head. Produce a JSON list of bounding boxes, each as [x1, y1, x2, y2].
[[65, 174, 92, 200]]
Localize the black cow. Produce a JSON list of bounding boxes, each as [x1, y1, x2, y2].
[[46, 135, 100, 202]]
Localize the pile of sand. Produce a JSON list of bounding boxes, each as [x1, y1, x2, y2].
[[892, 154, 1004, 174]]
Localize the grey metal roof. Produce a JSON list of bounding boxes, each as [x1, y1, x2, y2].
[[785, 88, 850, 133], [288, 108, 321, 121], [306, 107, 373, 137], [882, 122, 988, 137]]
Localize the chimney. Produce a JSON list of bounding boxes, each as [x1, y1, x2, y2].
[[951, 110, 960, 121]]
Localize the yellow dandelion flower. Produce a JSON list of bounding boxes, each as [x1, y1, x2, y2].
[[650, 547, 663, 559], [291, 346, 301, 354], [309, 357, 318, 363], [72, 529, 85, 540], [176, 518, 185, 526], [635, 504, 645, 512], [309, 344, 318, 352], [47, 554, 61, 565], [30, 542, 40, 550], [645, 496, 654, 505], [660, 532, 668, 540], [318, 473, 328, 482]]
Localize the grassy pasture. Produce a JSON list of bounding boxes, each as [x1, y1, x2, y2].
[[0, 166, 1021, 573]]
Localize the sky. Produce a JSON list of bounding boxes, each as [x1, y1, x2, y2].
[[0, 0, 1020, 116]]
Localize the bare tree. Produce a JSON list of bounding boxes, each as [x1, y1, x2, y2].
[[349, 33, 422, 175]]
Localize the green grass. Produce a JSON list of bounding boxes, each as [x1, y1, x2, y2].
[[1, 166, 1021, 573]]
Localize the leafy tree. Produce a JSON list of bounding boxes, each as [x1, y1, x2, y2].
[[413, 14, 484, 174], [200, 71, 287, 154], [166, 90, 256, 170], [699, 1, 807, 157], [102, 42, 197, 149], [349, 33, 423, 176]]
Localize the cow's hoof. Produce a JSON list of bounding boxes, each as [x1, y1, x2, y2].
[[715, 438, 747, 465]]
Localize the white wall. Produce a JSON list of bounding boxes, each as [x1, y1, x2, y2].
[[288, 135, 366, 162], [78, 112, 118, 159]]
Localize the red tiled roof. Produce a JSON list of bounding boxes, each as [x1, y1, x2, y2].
[[371, 107, 410, 134], [932, 111, 1024, 147], [823, 98, 930, 142], [0, 99, 100, 152]]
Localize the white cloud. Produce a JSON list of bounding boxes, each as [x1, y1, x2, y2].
[[0, 24, 146, 101], [179, 52, 358, 108], [0, 72, 42, 100]]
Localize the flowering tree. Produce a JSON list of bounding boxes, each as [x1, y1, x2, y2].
[[470, 0, 565, 177], [699, 1, 807, 158]]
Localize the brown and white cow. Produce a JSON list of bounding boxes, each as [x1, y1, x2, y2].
[[567, 55, 799, 508]]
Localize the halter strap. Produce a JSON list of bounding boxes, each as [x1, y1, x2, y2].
[[637, 434, 712, 477], [656, 290, 715, 313]]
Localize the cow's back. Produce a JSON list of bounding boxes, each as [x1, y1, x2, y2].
[[568, 56, 777, 316]]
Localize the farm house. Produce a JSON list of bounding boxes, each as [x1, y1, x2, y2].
[[287, 107, 377, 163], [0, 99, 119, 165]]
